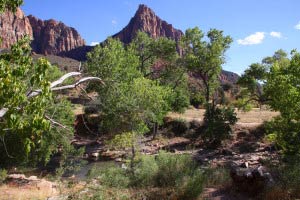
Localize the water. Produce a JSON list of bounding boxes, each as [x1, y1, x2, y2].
[[74, 160, 118, 180]]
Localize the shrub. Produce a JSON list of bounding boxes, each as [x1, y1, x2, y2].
[[153, 152, 204, 199], [130, 155, 158, 187], [86, 152, 204, 200], [203, 167, 231, 187], [169, 118, 190, 136], [203, 106, 237, 147], [88, 164, 130, 189], [0, 169, 7, 184]]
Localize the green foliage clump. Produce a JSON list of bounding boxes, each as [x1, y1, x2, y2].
[[203, 106, 237, 147], [203, 167, 231, 187], [262, 50, 300, 156], [90, 166, 130, 189], [0, 169, 7, 184], [181, 27, 236, 144], [0, 37, 76, 167], [86, 38, 176, 135], [0, 0, 22, 13], [86, 152, 204, 200]]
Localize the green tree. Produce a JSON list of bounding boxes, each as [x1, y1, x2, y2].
[[237, 63, 268, 109], [181, 27, 236, 146], [237, 49, 290, 110], [181, 27, 232, 106], [129, 31, 177, 77], [240, 49, 300, 156], [264, 51, 300, 157], [86, 38, 171, 135], [129, 32, 190, 113], [0, 0, 23, 13], [0, 37, 76, 166]]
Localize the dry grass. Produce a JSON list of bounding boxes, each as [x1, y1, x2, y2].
[[168, 107, 279, 125], [0, 184, 57, 200]]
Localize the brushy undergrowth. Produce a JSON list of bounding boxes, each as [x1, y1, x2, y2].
[[263, 159, 300, 200], [0, 169, 7, 184], [79, 151, 204, 200]]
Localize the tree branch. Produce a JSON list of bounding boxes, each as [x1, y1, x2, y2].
[[1, 72, 104, 118]]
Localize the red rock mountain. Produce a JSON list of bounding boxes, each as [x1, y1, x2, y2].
[[0, 5, 239, 83], [27, 15, 85, 55], [113, 4, 183, 44], [0, 9, 85, 55], [0, 8, 32, 49]]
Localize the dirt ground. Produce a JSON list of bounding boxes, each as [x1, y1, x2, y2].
[[168, 107, 279, 124]]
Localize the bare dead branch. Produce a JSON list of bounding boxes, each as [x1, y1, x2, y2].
[[45, 115, 71, 132], [51, 77, 104, 91], [50, 72, 81, 88], [1, 72, 104, 118]]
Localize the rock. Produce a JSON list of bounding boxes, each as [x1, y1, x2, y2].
[[240, 162, 249, 168], [230, 165, 274, 196], [36, 179, 55, 191], [113, 4, 183, 47], [90, 152, 99, 159], [220, 148, 233, 156], [0, 8, 33, 49], [7, 174, 26, 180], [115, 158, 122, 162], [28, 15, 85, 55], [28, 176, 38, 181], [47, 195, 68, 200]]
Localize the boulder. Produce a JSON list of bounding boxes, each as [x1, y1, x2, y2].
[[230, 165, 274, 196]]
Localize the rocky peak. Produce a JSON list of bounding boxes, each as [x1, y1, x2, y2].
[[0, 8, 33, 49], [113, 4, 183, 44], [28, 15, 86, 55]]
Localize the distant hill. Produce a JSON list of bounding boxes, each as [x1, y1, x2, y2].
[[32, 54, 80, 72], [0, 4, 239, 84]]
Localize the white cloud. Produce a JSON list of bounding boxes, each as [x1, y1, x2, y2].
[[270, 31, 282, 38], [90, 42, 99, 46], [112, 19, 117, 26], [295, 21, 300, 30], [237, 32, 265, 45]]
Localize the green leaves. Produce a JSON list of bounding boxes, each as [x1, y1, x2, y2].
[[86, 36, 182, 135], [0, 0, 23, 13], [0, 37, 75, 167]]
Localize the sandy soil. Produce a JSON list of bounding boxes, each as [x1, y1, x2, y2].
[[168, 107, 279, 124]]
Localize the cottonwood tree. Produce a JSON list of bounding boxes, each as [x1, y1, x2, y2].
[[237, 49, 290, 110], [0, 37, 103, 166], [86, 38, 172, 167], [0, 0, 23, 13], [181, 27, 236, 146], [264, 50, 300, 156], [239, 49, 300, 156], [129, 32, 190, 136], [86, 38, 171, 136]]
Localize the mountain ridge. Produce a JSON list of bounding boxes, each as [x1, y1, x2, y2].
[[0, 5, 239, 84]]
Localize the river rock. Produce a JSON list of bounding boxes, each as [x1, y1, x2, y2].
[[230, 165, 274, 196]]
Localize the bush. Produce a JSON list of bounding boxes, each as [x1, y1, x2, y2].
[[264, 160, 300, 200], [86, 152, 204, 200], [130, 155, 158, 187], [88, 164, 130, 189], [266, 116, 300, 157], [203, 167, 231, 187], [203, 106, 237, 147], [153, 152, 204, 199], [0, 169, 7, 184]]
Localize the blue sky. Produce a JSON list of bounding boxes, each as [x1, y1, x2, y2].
[[22, 0, 300, 74]]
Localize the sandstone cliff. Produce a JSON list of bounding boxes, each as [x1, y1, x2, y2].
[[28, 15, 85, 55], [0, 8, 32, 49], [113, 4, 183, 44]]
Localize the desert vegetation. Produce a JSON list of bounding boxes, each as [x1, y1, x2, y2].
[[0, 1, 300, 200]]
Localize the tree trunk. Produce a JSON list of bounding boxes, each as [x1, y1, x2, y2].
[[130, 145, 136, 175], [152, 122, 158, 140]]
